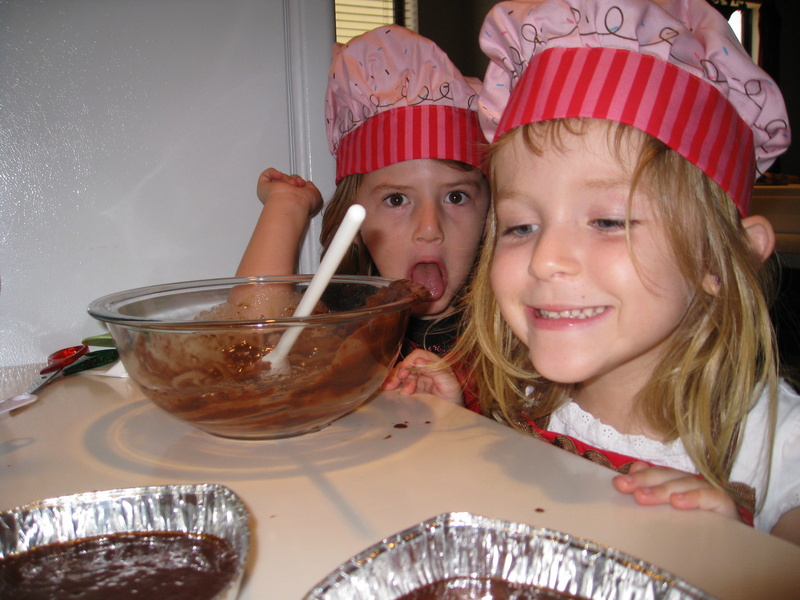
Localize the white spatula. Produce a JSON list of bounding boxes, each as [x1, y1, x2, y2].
[[261, 203, 366, 373]]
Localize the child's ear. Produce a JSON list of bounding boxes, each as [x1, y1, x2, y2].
[[702, 215, 776, 295], [742, 214, 776, 262]]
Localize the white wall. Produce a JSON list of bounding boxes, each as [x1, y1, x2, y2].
[[0, 0, 336, 367]]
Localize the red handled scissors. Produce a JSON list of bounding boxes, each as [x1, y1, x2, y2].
[[1, 345, 98, 416], [13, 345, 91, 397], [39, 345, 89, 374]]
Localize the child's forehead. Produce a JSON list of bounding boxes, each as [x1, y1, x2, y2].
[[363, 159, 487, 188], [493, 122, 641, 178], [492, 130, 664, 212]]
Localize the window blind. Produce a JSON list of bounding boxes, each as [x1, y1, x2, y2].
[[334, 0, 417, 44], [335, 0, 395, 43]]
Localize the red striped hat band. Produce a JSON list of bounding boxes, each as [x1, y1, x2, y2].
[[496, 47, 756, 215], [334, 105, 486, 184]]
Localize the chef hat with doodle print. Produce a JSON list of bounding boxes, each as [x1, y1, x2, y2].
[[326, 25, 487, 184], [478, 0, 790, 215]]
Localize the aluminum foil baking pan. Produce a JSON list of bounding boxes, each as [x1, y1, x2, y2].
[[305, 512, 715, 600], [0, 483, 250, 600]]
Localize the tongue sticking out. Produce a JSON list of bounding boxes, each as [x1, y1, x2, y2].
[[410, 263, 445, 302]]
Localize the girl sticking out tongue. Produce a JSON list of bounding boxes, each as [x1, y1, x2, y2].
[[238, 25, 490, 357]]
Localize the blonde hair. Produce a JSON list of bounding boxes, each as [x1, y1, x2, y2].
[[450, 118, 779, 494], [319, 160, 486, 276]]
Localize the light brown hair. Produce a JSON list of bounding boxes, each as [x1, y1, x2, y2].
[[450, 118, 779, 493]]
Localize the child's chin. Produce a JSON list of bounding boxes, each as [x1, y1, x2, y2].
[[411, 299, 452, 318], [527, 351, 591, 384]]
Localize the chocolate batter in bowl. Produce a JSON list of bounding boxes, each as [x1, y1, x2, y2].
[[88, 276, 428, 439]]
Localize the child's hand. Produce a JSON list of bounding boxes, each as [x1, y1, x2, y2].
[[237, 168, 323, 277], [612, 462, 742, 521], [256, 168, 323, 218], [382, 350, 464, 405]]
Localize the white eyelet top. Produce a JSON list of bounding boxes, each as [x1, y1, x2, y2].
[[545, 381, 800, 533], [548, 402, 696, 473]]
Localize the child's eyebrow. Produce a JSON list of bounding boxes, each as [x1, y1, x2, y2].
[[495, 177, 628, 195], [362, 182, 414, 195], [493, 186, 533, 204], [367, 178, 484, 195], [439, 177, 485, 190], [583, 176, 631, 191], [493, 177, 632, 207]]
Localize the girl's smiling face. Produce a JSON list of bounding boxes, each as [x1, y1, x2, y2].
[[490, 123, 694, 407], [356, 159, 489, 316]]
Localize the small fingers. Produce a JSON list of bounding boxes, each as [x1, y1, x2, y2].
[[381, 354, 439, 396], [286, 174, 307, 187], [382, 361, 422, 391], [381, 364, 407, 391], [399, 375, 421, 396], [382, 369, 421, 395], [616, 474, 703, 501], [613, 477, 699, 507], [611, 462, 659, 494], [258, 167, 283, 183], [613, 463, 702, 503], [669, 489, 742, 520], [626, 461, 651, 475], [258, 168, 307, 186], [394, 363, 428, 396], [613, 465, 741, 520], [381, 373, 401, 391]]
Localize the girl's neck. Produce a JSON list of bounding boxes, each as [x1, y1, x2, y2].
[[573, 381, 660, 440]]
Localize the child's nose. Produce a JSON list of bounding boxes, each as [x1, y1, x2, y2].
[[413, 203, 444, 243], [528, 227, 580, 279]]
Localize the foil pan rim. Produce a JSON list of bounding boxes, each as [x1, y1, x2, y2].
[[304, 511, 717, 600]]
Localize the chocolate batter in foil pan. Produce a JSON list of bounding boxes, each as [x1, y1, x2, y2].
[[305, 512, 715, 600], [0, 484, 250, 600]]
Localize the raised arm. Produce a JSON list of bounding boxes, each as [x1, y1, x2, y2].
[[236, 168, 324, 277]]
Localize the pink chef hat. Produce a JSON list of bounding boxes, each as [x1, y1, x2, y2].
[[478, 0, 791, 215], [326, 25, 486, 183]]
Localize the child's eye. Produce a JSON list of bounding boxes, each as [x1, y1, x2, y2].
[[383, 193, 409, 207], [445, 191, 468, 205], [501, 223, 538, 237], [591, 218, 629, 231]]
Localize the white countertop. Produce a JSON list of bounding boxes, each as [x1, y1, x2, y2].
[[1, 370, 799, 599]]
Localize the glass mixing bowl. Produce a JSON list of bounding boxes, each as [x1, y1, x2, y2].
[[88, 275, 427, 439]]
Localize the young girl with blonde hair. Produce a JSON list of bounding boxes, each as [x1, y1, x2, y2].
[[237, 25, 490, 356], [385, 0, 799, 544]]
